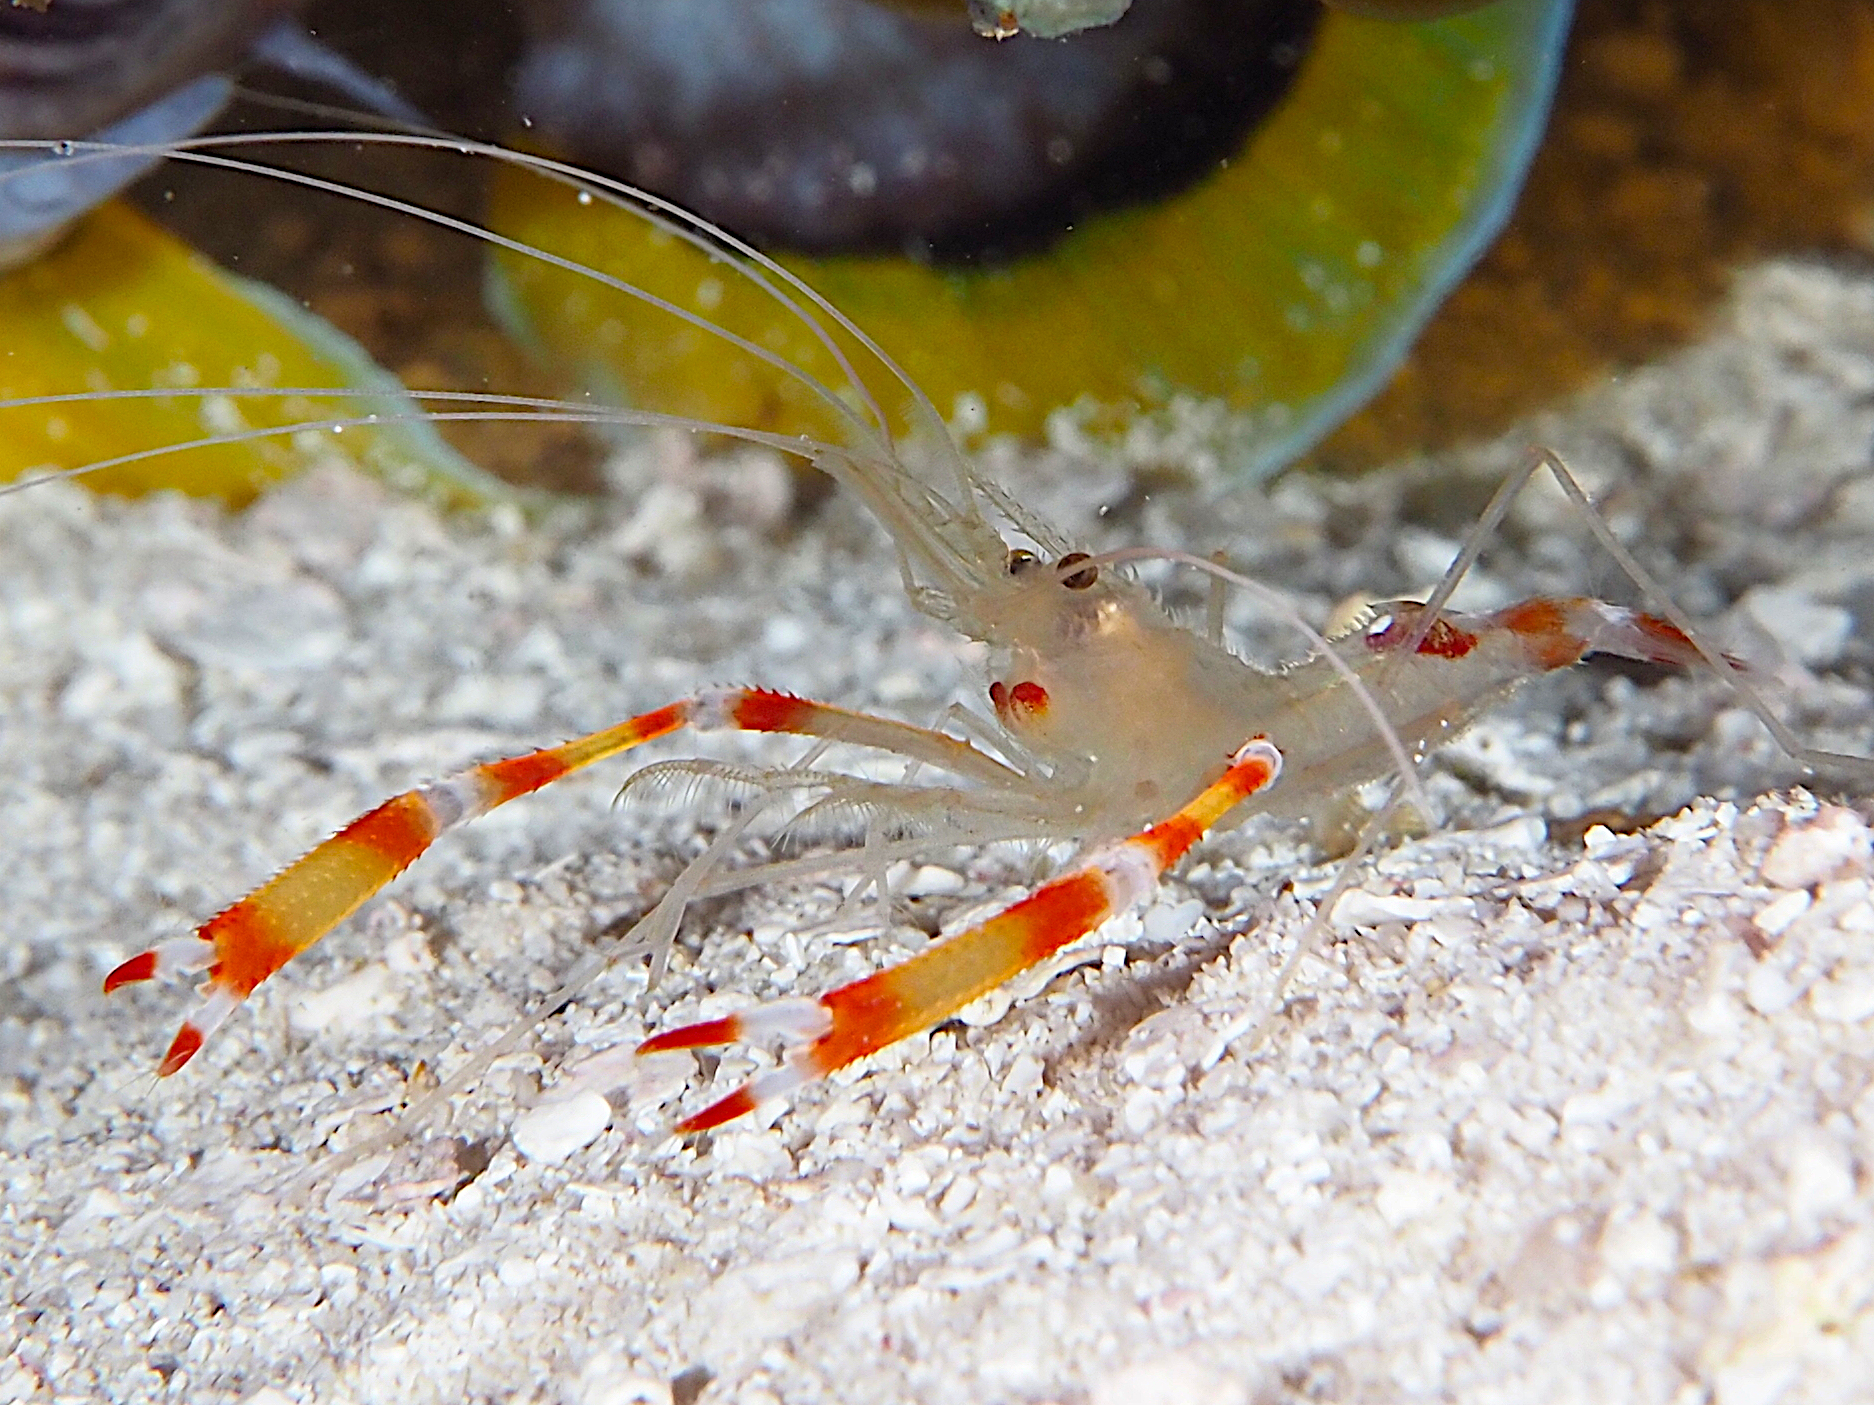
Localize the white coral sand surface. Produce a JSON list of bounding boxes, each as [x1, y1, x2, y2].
[[3, 261, 1874, 1404]]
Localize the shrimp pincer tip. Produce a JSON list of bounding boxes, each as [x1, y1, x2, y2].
[[102, 951, 159, 993], [102, 935, 215, 993], [149, 987, 240, 1077], [672, 1061, 812, 1134], [638, 1015, 744, 1055], [155, 1025, 206, 1078], [673, 1087, 760, 1134]]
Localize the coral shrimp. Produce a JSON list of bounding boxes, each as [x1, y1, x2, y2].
[[7, 134, 1866, 1138]]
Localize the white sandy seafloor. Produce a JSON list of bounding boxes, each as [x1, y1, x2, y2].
[[4, 258, 1874, 1405]]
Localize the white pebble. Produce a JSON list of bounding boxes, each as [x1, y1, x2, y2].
[[1092, 1355, 1248, 1405], [496, 1254, 539, 1287], [1810, 966, 1874, 1023], [1598, 1211, 1679, 1282], [938, 1177, 977, 1217], [289, 966, 396, 1038], [1142, 896, 1204, 945], [1332, 890, 1461, 928], [1002, 1052, 1044, 1097], [761, 615, 809, 654], [1374, 1169, 1447, 1226], [511, 1090, 611, 1164], [1751, 889, 1811, 938], [1745, 964, 1801, 1016], [1120, 1036, 1186, 1091], [903, 864, 965, 897], [1761, 808, 1872, 889], [1786, 1135, 1857, 1221], [58, 633, 182, 718], [713, 1129, 794, 1181], [574, 1355, 673, 1405], [1122, 1086, 1175, 1135]]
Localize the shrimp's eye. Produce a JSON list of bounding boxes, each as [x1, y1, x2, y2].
[[1057, 552, 1098, 589], [1006, 549, 1041, 577]]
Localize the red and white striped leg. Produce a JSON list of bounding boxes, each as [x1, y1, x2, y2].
[[105, 687, 1015, 1076], [641, 736, 1284, 1132]]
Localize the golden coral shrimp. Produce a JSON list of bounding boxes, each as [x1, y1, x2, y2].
[[8, 135, 1867, 1137]]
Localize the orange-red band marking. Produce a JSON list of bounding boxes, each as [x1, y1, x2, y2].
[[1008, 869, 1120, 968], [480, 751, 573, 801], [199, 900, 301, 998], [1497, 598, 1584, 670], [117, 689, 948, 1080], [1412, 617, 1480, 659], [336, 791, 442, 875], [1136, 815, 1205, 870], [732, 688, 817, 734]]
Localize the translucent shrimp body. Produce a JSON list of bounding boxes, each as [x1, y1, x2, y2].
[[952, 529, 1715, 841]]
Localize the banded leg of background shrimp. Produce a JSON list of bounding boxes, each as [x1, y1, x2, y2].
[[103, 687, 1013, 1076], [1368, 596, 1726, 672], [640, 737, 1285, 1133]]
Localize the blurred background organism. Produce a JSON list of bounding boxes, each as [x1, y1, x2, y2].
[[0, 0, 1573, 494], [4, 0, 1874, 499]]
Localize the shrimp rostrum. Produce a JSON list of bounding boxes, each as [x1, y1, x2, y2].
[[34, 136, 1851, 1134]]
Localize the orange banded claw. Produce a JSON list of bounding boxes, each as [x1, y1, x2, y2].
[[104, 687, 1006, 1075], [641, 736, 1284, 1133]]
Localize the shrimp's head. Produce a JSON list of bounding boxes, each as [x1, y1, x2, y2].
[[969, 548, 1144, 651], [974, 545, 1257, 826], [973, 548, 1164, 733]]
